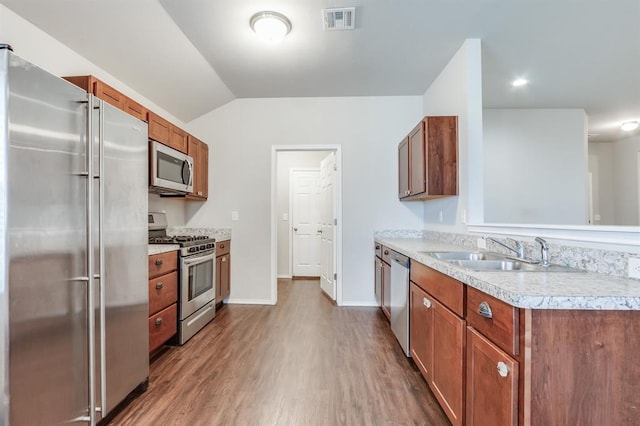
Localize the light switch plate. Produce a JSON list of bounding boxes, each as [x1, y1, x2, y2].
[[629, 258, 640, 279], [282, 213, 288, 221], [231, 211, 239, 221], [477, 238, 487, 249]]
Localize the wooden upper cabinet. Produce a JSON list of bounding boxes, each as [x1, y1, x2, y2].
[[63, 75, 147, 121], [170, 125, 188, 154], [398, 138, 409, 198], [148, 111, 172, 146], [398, 116, 458, 200], [186, 134, 208, 200], [124, 97, 148, 122]]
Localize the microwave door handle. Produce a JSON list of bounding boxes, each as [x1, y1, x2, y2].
[[182, 159, 193, 186]]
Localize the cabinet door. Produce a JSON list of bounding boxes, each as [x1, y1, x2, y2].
[[374, 257, 382, 307], [215, 255, 222, 301], [124, 97, 148, 122], [408, 121, 426, 197], [93, 80, 126, 110], [466, 327, 518, 426], [431, 298, 465, 426], [169, 125, 188, 154], [381, 261, 391, 320], [148, 111, 171, 145], [220, 254, 230, 300], [398, 137, 409, 198], [410, 282, 434, 381], [426, 116, 458, 196]]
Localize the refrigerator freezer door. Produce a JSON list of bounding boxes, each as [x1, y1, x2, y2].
[[4, 51, 91, 424], [96, 102, 149, 416]]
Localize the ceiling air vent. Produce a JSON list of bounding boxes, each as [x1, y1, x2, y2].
[[323, 7, 356, 31]]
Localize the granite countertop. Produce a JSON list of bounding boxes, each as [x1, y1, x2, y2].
[[148, 244, 180, 256], [169, 227, 231, 242], [375, 237, 640, 310]]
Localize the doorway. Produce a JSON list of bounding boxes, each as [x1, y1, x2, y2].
[[271, 146, 342, 305]]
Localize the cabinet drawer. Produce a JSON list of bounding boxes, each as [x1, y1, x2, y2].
[[148, 271, 178, 315], [149, 303, 177, 353], [381, 246, 392, 265], [374, 242, 382, 258], [148, 251, 178, 279], [216, 240, 231, 256], [466, 286, 518, 356], [410, 260, 464, 317]]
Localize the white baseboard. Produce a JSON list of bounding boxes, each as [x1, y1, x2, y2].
[[225, 298, 275, 306], [340, 301, 380, 307], [277, 274, 292, 279]]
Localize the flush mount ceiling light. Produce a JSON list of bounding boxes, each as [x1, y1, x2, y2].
[[250, 11, 292, 44], [511, 78, 528, 87], [621, 121, 639, 131]]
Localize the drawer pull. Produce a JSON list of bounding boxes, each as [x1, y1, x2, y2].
[[155, 258, 163, 266], [384, 250, 389, 255], [222, 257, 227, 262], [220, 244, 225, 248], [478, 302, 493, 319], [155, 317, 163, 326], [375, 245, 380, 250], [423, 297, 432, 308], [497, 361, 510, 378], [156, 282, 164, 290]]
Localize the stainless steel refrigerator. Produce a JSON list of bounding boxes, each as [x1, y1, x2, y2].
[[0, 46, 149, 425]]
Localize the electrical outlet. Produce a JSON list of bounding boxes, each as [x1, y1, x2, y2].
[[461, 209, 467, 224], [282, 213, 288, 221], [231, 211, 239, 221], [477, 238, 487, 249], [439, 210, 443, 223], [629, 258, 640, 279]]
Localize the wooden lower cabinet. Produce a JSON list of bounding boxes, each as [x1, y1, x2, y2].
[[466, 327, 518, 426], [373, 244, 391, 321], [148, 251, 178, 353], [215, 240, 231, 304], [410, 281, 464, 426]]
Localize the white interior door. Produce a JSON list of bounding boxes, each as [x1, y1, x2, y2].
[[292, 170, 321, 277], [320, 153, 336, 299]]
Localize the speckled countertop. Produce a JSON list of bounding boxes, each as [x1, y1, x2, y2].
[[169, 227, 231, 242], [376, 237, 640, 310], [148, 244, 180, 256]]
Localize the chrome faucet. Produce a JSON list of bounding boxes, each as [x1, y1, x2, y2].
[[535, 237, 550, 266], [484, 237, 525, 259]]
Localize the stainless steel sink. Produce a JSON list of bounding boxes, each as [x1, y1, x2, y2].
[[423, 251, 584, 272], [421, 251, 507, 261]]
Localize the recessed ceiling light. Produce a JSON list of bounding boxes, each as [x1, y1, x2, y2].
[[621, 121, 639, 132], [511, 78, 528, 87], [250, 11, 292, 44]]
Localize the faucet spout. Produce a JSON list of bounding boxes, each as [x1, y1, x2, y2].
[[484, 237, 525, 259], [535, 237, 550, 266]]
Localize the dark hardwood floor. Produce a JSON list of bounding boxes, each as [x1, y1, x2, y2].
[[109, 278, 450, 425]]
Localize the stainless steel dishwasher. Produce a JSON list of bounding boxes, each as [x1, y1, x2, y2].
[[390, 251, 411, 356]]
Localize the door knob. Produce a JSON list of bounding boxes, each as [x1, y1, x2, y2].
[[293, 227, 298, 231]]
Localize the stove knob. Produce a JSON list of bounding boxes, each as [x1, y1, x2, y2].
[[200, 245, 205, 250], [189, 247, 196, 253]]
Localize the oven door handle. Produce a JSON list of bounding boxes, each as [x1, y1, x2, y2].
[[182, 251, 216, 266]]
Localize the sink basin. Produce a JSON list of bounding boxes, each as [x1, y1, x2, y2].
[[452, 259, 584, 273], [422, 251, 507, 261], [422, 251, 584, 273]]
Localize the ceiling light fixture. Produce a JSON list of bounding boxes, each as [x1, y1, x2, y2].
[[621, 121, 639, 132], [511, 78, 528, 87], [250, 11, 292, 44]]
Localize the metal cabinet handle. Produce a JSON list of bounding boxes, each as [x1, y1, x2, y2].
[[155, 258, 163, 266], [219, 243, 225, 249], [198, 191, 203, 196], [384, 250, 389, 255], [497, 361, 510, 377], [222, 257, 227, 262], [478, 302, 493, 319], [155, 317, 163, 326], [317, 229, 322, 234], [156, 282, 164, 290], [375, 245, 380, 250], [423, 297, 432, 308]]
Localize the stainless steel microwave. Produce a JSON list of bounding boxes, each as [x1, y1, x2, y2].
[[149, 141, 194, 195]]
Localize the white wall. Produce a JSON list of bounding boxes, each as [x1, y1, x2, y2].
[[276, 151, 330, 277], [422, 39, 483, 231], [483, 109, 588, 224], [589, 143, 615, 225], [185, 96, 424, 305]]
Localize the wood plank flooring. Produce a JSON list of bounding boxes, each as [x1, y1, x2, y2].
[[109, 279, 450, 425]]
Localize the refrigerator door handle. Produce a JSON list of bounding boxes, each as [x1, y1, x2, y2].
[[86, 94, 97, 426], [97, 99, 107, 418]]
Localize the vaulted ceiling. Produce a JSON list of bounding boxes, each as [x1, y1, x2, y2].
[[2, 0, 639, 141]]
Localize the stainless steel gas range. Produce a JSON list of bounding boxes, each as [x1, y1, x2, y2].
[[149, 212, 216, 344]]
